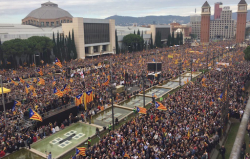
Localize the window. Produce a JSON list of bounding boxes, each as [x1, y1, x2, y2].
[[51, 22, 54, 26], [56, 21, 59, 26], [67, 19, 69, 23], [46, 22, 49, 26], [41, 22, 44, 26]]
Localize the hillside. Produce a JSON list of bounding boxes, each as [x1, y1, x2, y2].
[[106, 10, 250, 26]]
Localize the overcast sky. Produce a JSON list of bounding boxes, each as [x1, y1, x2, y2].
[[0, 0, 242, 24]]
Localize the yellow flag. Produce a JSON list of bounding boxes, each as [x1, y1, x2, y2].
[[168, 55, 173, 58]]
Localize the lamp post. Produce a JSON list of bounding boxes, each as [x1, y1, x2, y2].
[[110, 85, 115, 131], [178, 60, 182, 87], [213, 51, 215, 67], [0, 75, 7, 130], [190, 56, 193, 81], [142, 70, 146, 108], [206, 50, 209, 71], [110, 57, 115, 131]]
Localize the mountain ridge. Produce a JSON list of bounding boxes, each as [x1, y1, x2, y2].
[[105, 10, 250, 26]]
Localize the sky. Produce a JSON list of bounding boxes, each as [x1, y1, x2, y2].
[[0, 0, 243, 24]]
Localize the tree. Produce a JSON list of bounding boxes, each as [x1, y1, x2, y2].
[[171, 31, 175, 46], [150, 33, 153, 49], [52, 32, 57, 61], [68, 31, 72, 60], [155, 31, 163, 48], [244, 45, 250, 61], [72, 29, 77, 59], [137, 29, 140, 36], [115, 29, 119, 54], [167, 34, 171, 46], [56, 32, 62, 61], [123, 34, 143, 53], [141, 31, 144, 51], [180, 32, 183, 45], [61, 33, 66, 61], [176, 33, 180, 45], [2, 39, 24, 68], [134, 30, 136, 34]]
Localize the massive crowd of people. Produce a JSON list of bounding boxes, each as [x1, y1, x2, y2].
[[0, 40, 248, 158]]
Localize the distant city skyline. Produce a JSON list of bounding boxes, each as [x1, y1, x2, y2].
[[0, 0, 243, 24]]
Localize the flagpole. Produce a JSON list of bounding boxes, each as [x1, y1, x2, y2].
[[0, 75, 7, 130]]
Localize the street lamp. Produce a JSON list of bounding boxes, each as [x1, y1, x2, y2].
[[113, 47, 116, 54], [190, 56, 193, 81], [178, 60, 182, 87], [213, 51, 215, 67], [0, 75, 7, 130], [206, 50, 209, 71], [109, 57, 115, 131], [141, 70, 146, 108]]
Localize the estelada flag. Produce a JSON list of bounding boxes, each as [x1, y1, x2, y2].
[[136, 107, 147, 114], [37, 77, 45, 85], [37, 68, 43, 76], [53, 88, 63, 97], [14, 100, 21, 106], [155, 102, 167, 110], [102, 75, 110, 86], [76, 147, 86, 156], [55, 57, 62, 68], [18, 77, 25, 84], [9, 79, 18, 86], [84, 90, 93, 110], [75, 94, 83, 106], [29, 108, 42, 122]]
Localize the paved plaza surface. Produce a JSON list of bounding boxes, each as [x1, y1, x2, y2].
[[119, 95, 152, 108], [91, 107, 132, 127], [31, 123, 96, 158], [161, 81, 180, 88], [144, 88, 170, 97]]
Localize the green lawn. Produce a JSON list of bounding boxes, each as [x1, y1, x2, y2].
[[218, 123, 240, 159]]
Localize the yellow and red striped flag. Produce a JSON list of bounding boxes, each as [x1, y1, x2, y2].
[[155, 102, 167, 110], [29, 109, 42, 122], [136, 107, 147, 114], [76, 147, 86, 156], [55, 58, 62, 68]]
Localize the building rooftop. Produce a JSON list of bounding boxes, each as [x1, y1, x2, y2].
[[202, 1, 210, 7], [238, 0, 247, 5], [24, 1, 73, 20]]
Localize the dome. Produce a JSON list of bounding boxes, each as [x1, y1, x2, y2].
[[25, 1, 73, 19]]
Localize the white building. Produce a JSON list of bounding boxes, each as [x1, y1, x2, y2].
[[190, 14, 201, 39], [0, 24, 62, 43], [209, 6, 235, 39], [190, 6, 235, 40]]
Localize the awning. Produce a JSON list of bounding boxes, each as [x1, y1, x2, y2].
[[0, 87, 11, 94]]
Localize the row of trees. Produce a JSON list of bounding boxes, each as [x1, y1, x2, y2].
[[52, 30, 77, 62], [122, 30, 145, 53], [0, 30, 77, 69], [0, 36, 54, 69]]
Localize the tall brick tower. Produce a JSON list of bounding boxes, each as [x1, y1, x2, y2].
[[236, 0, 248, 43], [200, 1, 211, 45]]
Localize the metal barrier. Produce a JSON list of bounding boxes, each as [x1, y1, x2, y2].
[[229, 97, 250, 159]]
